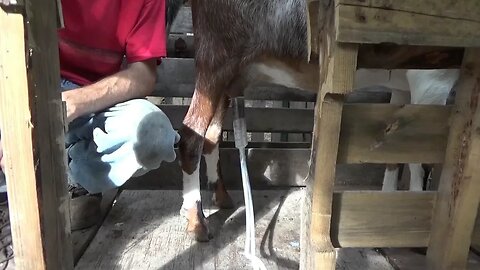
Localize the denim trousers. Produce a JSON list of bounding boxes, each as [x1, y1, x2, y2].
[[0, 79, 179, 194]]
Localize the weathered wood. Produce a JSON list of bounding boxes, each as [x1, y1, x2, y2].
[[426, 49, 480, 270], [308, 42, 358, 270], [357, 44, 464, 69], [160, 105, 313, 132], [332, 191, 436, 248], [0, 4, 73, 269], [25, 0, 75, 267], [336, 4, 480, 47], [169, 6, 192, 33], [338, 104, 451, 164], [0, 8, 46, 269], [76, 189, 412, 270], [157, 103, 450, 163], [381, 248, 480, 270], [76, 190, 305, 270], [72, 189, 119, 265], [125, 147, 386, 190], [336, 0, 480, 23]]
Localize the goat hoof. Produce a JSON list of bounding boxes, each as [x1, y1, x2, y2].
[[185, 202, 212, 242], [212, 181, 234, 209]]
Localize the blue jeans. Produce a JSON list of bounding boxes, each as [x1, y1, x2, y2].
[[0, 79, 179, 194]]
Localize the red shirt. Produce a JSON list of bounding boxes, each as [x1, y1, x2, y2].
[[58, 0, 167, 86]]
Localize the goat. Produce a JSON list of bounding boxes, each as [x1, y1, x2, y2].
[[175, 0, 318, 241], [170, 0, 459, 241]]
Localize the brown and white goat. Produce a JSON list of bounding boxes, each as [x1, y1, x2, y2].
[[175, 0, 318, 241], [172, 0, 459, 242]]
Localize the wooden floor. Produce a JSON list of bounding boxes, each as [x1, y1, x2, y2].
[[75, 189, 480, 270]]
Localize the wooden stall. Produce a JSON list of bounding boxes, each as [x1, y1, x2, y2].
[[1, 0, 480, 269], [303, 0, 480, 269]]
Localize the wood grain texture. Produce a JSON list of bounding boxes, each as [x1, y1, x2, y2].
[[72, 189, 119, 265], [338, 104, 451, 164], [124, 146, 387, 190], [307, 42, 358, 270], [24, 0, 75, 267], [336, 0, 480, 22], [332, 191, 436, 248], [357, 44, 464, 69], [158, 103, 450, 165], [75, 190, 400, 270], [336, 4, 480, 47], [76, 190, 305, 270], [0, 8, 47, 270], [426, 49, 480, 270]]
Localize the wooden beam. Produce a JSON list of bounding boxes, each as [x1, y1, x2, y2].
[[24, 0, 74, 267], [0, 2, 73, 270], [357, 44, 464, 70], [124, 147, 387, 190], [336, 4, 480, 47], [338, 104, 451, 164], [0, 7, 47, 269], [336, 0, 480, 23], [332, 191, 436, 248], [159, 105, 314, 132], [157, 103, 450, 163], [426, 49, 480, 270], [306, 42, 358, 270]]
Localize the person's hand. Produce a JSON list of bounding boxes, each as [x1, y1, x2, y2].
[[62, 91, 78, 124]]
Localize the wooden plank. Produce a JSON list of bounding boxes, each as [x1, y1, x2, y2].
[[307, 42, 358, 270], [426, 49, 480, 270], [76, 190, 305, 270], [357, 44, 464, 69], [0, 5, 73, 270], [338, 104, 451, 164], [24, 0, 75, 267], [381, 248, 480, 270], [169, 6, 192, 33], [332, 191, 436, 248], [160, 105, 314, 132], [158, 103, 450, 163], [0, 8, 46, 270], [125, 147, 386, 190], [336, 4, 480, 47], [72, 189, 119, 265], [336, 0, 480, 22]]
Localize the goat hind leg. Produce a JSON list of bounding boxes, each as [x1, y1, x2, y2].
[[178, 89, 225, 241], [203, 95, 234, 209]]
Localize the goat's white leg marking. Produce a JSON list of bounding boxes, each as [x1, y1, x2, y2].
[[181, 165, 201, 215], [409, 163, 424, 191], [204, 145, 220, 184], [382, 166, 399, 191]]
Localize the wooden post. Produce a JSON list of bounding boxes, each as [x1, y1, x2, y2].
[[0, 1, 73, 269], [301, 39, 358, 269], [426, 48, 480, 270]]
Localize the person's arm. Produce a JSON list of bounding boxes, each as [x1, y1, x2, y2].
[[62, 59, 157, 123]]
